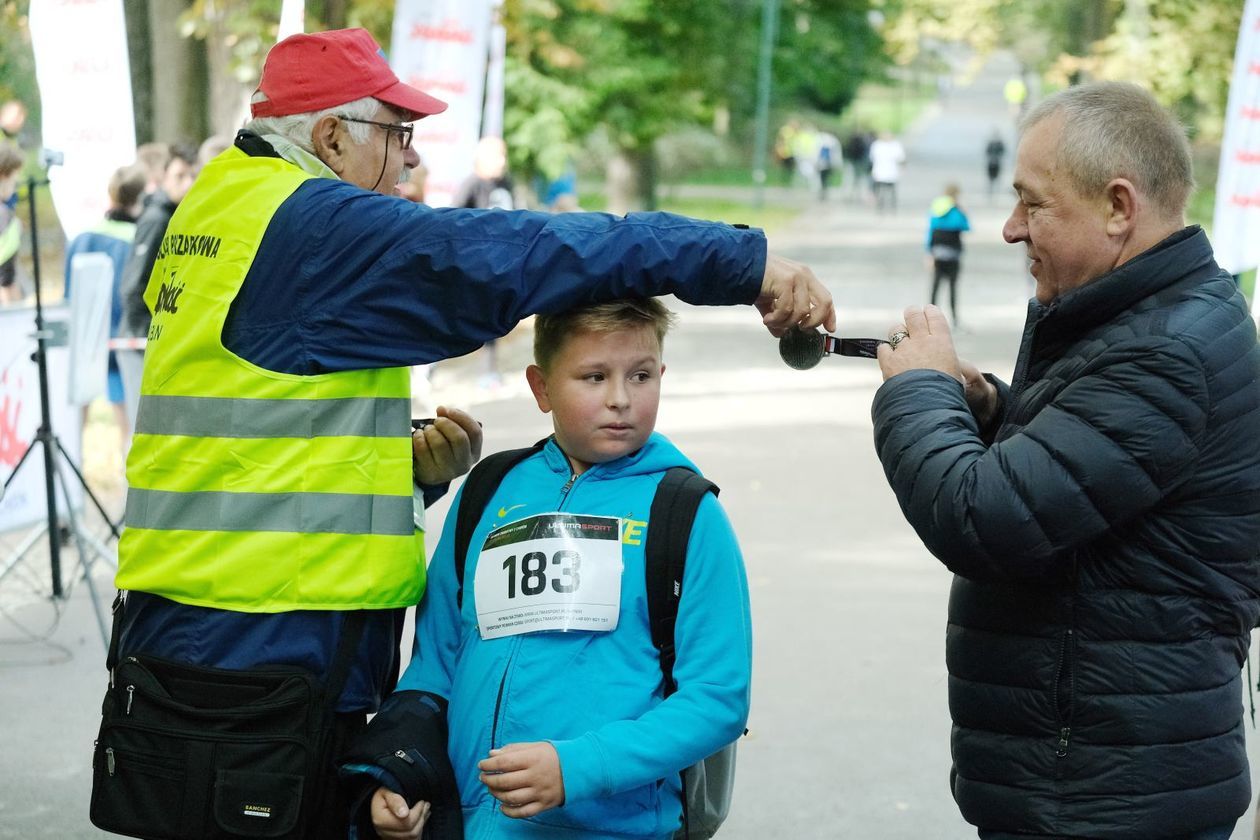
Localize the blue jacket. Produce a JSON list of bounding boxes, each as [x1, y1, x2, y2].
[[120, 136, 767, 713], [924, 196, 969, 254], [64, 217, 135, 337], [872, 227, 1260, 836], [395, 433, 752, 839]]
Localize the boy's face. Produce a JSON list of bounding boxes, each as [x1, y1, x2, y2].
[[526, 325, 664, 475], [0, 171, 17, 201]]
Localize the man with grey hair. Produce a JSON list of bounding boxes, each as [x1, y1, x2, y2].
[[96, 27, 834, 839], [872, 81, 1260, 839]]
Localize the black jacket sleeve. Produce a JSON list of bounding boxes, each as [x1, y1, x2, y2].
[[872, 338, 1209, 582]]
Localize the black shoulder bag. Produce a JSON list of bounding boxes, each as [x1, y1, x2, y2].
[[90, 592, 365, 839]]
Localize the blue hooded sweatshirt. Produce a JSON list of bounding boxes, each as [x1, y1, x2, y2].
[[395, 432, 752, 839]]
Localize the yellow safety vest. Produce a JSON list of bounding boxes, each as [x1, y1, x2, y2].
[[117, 148, 424, 612]]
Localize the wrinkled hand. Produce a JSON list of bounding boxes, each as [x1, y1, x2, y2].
[[369, 787, 430, 840], [413, 405, 484, 486], [876, 304, 962, 383], [478, 741, 565, 819], [960, 358, 999, 428], [755, 253, 837, 337]]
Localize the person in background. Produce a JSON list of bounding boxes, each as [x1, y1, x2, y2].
[[774, 119, 799, 186], [868, 131, 906, 214], [873, 81, 1260, 840], [63, 163, 147, 449], [816, 130, 841, 202], [115, 144, 198, 429], [0, 102, 26, 218], [984, 130, 1006, 199], [452, 135, 517, 389], [925, 183, 970, 327], [197, 134, 232, 167], [843, 128, 872, 203], [134, 142, 171, 199], [0, 140, 24, 305]]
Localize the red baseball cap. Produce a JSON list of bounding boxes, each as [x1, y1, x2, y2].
[[251, 28, 447, 120]]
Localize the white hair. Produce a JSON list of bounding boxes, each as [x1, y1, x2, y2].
[[243, 94, 379, 154]]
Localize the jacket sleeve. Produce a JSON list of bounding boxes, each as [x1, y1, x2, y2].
[[394, 486, 467, 699], [551, 494, 752, 802], [118, 211, 165, 336], [871, 337, 1209, 582], [240, 180, 768, 372]]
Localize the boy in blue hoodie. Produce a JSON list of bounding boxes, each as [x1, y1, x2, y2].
[[369, 298, 752, 839]]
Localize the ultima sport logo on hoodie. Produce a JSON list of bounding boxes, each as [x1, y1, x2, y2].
[[495, 503, 648, 546]]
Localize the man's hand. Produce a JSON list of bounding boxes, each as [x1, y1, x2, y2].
[[413, 405, 484, 486], [876, 304, 962, 382], [369, 787, 430, 840], [756, 253, 837, 337], [960, 358, 999, 428], [477, 741, 565, 819]]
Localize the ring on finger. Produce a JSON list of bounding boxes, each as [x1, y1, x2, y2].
[[888, 328, 910, 349]]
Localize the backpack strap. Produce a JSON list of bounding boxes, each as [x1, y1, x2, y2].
[[644, 467, 718, 699], [453, 439, 549, 609]]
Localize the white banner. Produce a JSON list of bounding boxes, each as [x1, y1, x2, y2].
[[28, 0, 136, 242], [277, 0, 305, 41], [1215, 0, 1260, 283], [482, 0, 507, 140], [0, 305, 84, 533], [390, 0, 494, 207]]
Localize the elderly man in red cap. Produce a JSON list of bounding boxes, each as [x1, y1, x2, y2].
[[92, 28, 834, 839]]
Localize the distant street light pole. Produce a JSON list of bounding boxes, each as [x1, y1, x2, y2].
[[752, 0, 781, 209]]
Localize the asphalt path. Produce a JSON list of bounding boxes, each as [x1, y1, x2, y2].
[[2, 51, 1258, 839]]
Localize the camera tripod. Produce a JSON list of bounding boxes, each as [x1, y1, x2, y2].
[[0, 169, 120, 648]]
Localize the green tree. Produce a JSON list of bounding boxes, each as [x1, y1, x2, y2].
[[502, 0, 885, 211], [0, 1, 38, 124], [773, 0, 885, 115], [879, 0, 1244, 143], [502, 0, 752, 212]]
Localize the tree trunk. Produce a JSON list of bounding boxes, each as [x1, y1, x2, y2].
[[124, 0, 152, 144], [605, 147, 657, 216], [202, 19, 250, 140], [146, 0, 207, 145]]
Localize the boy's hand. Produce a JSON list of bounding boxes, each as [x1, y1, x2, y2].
[[478, 741, 565, 818], [369, 787, 430, 840], [413, 405, 484, 485]]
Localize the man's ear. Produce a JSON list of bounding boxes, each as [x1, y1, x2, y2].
[[1103, 177, 1139, 236], [310, 115, 347, 176], [526, 365, 551, 413]]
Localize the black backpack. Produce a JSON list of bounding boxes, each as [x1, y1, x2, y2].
[[451, 441, 737, 838]]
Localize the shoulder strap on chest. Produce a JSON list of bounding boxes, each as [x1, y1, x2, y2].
[[645, 467, 719, 698], [453, 440, 548, 609]]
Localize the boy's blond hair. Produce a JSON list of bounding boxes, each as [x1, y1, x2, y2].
[[533, 298, 677, 372], [0, 140, 23, 178]]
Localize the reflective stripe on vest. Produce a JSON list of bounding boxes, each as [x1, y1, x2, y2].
[[134, 395, 412, 439], [125, 488, 415, 536], [117, 149, 424, 612]]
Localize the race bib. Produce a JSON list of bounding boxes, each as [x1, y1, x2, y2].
[[473, 513, 623, 640]]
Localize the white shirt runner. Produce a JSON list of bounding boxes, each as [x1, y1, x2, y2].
[[474, 512, 623, 640]]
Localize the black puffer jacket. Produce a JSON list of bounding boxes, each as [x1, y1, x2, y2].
[[872, 227, 1260, 838]]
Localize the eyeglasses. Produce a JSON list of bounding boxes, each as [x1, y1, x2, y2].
[[339, 117, 414, 150]]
